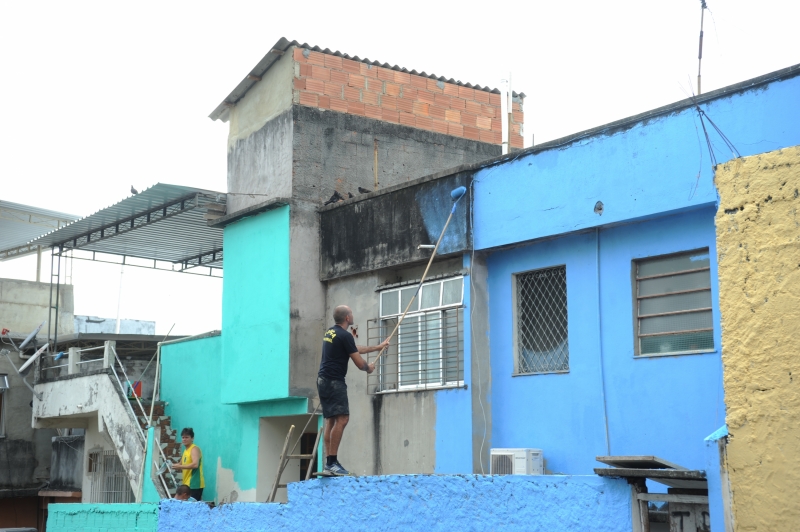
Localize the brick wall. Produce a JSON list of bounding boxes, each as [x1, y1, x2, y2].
[[292, 47, 524, 149]]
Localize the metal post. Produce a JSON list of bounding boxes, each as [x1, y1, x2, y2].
[[507, 73, 513, 153], [373, 138, 379, 190], [36, 246, 42, 283], [697, 1, 706, 94]]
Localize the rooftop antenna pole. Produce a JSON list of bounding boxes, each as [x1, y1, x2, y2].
[[697, 0, 707, 94]]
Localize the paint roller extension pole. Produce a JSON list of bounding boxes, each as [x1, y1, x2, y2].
[[372, 186, 467, 365]]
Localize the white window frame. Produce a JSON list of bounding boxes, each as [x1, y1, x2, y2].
[[0, 374, 7, 438], [378, 277, 464, 391]]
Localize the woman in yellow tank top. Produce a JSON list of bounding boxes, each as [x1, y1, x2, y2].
[[170, 427, 205, 500]]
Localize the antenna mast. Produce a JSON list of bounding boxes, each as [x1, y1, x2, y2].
[[697, 0, 707, 94]]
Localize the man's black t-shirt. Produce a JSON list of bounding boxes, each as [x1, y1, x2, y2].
[[318, 324, 358, 381]]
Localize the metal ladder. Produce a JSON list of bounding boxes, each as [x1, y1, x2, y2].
[[266, 424, 322, 503]]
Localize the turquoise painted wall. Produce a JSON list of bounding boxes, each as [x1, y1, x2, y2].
[[221, 207, 291, 404], [47, 503, 157, 532], [161, 333, 307, 501]]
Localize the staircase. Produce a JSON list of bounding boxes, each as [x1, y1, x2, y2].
[[136, 402, 183, 495]]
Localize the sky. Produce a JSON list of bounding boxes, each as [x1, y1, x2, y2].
[[1, 0, 798, 335]]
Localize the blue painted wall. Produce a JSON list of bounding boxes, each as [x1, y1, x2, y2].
[[474, 74, 800, 251], [158, 475, 631, 532]]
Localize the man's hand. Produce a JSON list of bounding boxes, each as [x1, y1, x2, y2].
[[378, 338, 391, 351], [366, 362, 376, 374]]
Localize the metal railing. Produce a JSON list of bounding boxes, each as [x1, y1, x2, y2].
[[88, 450, 134, 503], [367, 307, 464, 394], [515, 265, 569, 374]]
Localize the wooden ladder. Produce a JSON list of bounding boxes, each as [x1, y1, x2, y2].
[[266, 424, 322, 503]]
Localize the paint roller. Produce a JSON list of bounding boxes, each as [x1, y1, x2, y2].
[[371, 185, 467, 365]]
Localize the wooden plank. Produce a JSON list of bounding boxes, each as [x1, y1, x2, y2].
[[596, 455, 688, 470], [286, 454, 313, 460], [38, 490, 81, 497], [267, 425, 295, 503], [594, 467, 703, 479], [636, 493, 709, 504]]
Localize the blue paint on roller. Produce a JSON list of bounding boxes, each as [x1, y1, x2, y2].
[[450, 186, 467, 201]]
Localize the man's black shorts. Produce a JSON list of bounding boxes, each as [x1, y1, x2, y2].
[[317, 376, 349, 418]]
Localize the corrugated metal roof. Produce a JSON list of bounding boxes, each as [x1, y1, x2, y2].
[[209, 37, 526, 121], [18, 183, 227, 270], [0, 200, 78, 260]]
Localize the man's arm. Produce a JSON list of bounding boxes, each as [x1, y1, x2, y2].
[[349, 339, 389, 374], [172, 447, 201, 470], [356, 338, 390, 355]]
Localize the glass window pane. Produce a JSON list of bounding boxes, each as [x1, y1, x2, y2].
[[639, 291, 712, 316], [400, 287, 419, 313], [639, 310, 713, 335], [381, 290, 399, 317], [422, 313, 442, 385], [442, 278, 463, 306], [443, 309, 461, 383], [638, 270, 710, 297], [398, 316, 420, 386], [638, 251, 710, 277], [421, 283, 441, 309], [640, 330, 714, 355], [516, 266, 569, 374]]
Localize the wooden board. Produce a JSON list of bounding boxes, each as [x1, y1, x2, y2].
[[594, 467, 708, 489], [595, 455, 688, 470]]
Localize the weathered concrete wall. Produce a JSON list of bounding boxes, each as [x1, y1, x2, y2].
[[74, 316, 155, 335], [0, 278, 74, 337], [158, 475, 631, 532], [50, 435, 85, 491], [467, 252, 492, 474], [715, 146, 800, 531], [47, 503, 157, 532]]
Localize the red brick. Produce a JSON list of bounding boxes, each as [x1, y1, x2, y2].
[[318, 95, 330, 109], [330, 97, 348, 113], [348, 102, 365, 116], [511, 123, 521, 135], [366, 79, 383, 93], [492, 119, 502, 131], [412, 101, 429, 116], [400, 86, 417, 99], [293, 48, 307, 63], [513, 110, 524, 123], [474, 90, 490, 104], [362, 90, 379, 105], [476, 116, 492, 130], [411, 76, 428, 89], [307, 51, 326, 66], [306, 78, 325, 94], [448, 123, 464, 137], [463, 125, 480, 141], [394, 71, 411, 85], [360, 63, 378, 78], [343, 86, 361, 102], [416, 116, 433, 130], [445, 109, 461, 123], [382, 109, 400, 123], [348, 74, 366, 88], [377, 68, 395, 81], [465, 100, 482, 115], [417, 90, 435, 105], [330, 70, 349, 84], [365, 104, 382, 119], [511, 135, 524, 148], [450, 98, 466, 110], [427, 78, 444, 92], [324, 55, 342, 70], [310, 65, 330, 81], [483, 104, 497, 118], [458, 86, 475, 100], [299, 91, 318, 107], [489, 93, 501, 106], [431, 119, 449, 134], [382, 95, 397, 109], [435, 93, 451, 108], [512, 102, 522, 111], [342, 58, 361, 74], [461, 113, 477, 127], [323, 82, 342, 98], [299, 64, 311, 77], [399, 112, 416, 127], [442, 83, 460, 97], [396, 97, 414, 113], [293, 78, 306, 90], [429, 105, 446, 120], [479, 129, 495, 143], [385, 82, 401, 97]]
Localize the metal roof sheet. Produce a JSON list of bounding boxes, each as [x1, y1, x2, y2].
[[0, 201, 78, 260], [209, 37, 525, 121], [18, 183, 226, 270]]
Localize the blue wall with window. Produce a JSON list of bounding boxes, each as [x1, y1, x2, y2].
[[474, 71, 800, 477]]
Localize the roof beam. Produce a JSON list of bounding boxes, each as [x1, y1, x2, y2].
[[178, 248, 223, 271]]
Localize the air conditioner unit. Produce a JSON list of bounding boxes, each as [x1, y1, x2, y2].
[[490, 448, 543, 475]]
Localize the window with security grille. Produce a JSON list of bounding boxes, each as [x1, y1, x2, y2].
[[514, 266, 569, 374], [368, 277, 464, 392], [635, 249, 714, 356]]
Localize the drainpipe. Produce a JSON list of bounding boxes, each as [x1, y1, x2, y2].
[[596, 228, 611, 455]]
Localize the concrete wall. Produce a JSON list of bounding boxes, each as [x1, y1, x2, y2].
[[158, 475, 631, 532], [715, 146, 800, 531], [160, 333, 309, 503], [50, 435, 85, 491], [0, 278, 74, 337], [486, 209, 725, 475], [74, 316, 155, 335], [47, 503, 157, 532]]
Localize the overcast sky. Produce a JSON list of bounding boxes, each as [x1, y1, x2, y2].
[[1, 0, 798, 335]]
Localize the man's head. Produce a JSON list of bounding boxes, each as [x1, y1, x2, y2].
[[333, 305, 353, 326], [181, 427, 194, 447], [175, 484, 191, 501]]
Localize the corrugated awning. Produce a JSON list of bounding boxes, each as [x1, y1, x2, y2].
[[22, 183, 227, 272], [0, 201, 78, 260]]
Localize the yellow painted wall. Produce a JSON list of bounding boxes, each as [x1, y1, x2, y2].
[[715, 146, 800, 531]]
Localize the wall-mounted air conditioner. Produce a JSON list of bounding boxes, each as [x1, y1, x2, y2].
[[490, 448, 543, 475]]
